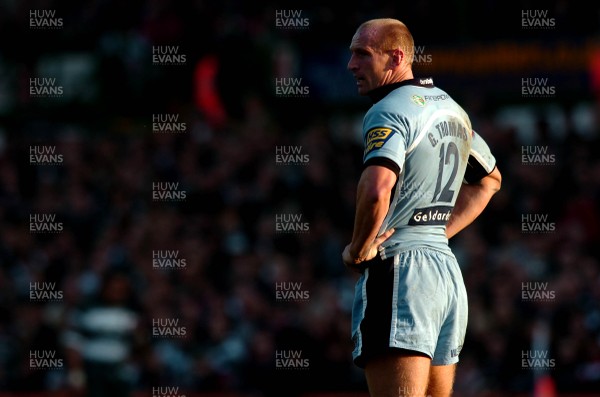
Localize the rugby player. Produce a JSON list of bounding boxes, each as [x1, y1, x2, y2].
[[342, 18, 502, 397]]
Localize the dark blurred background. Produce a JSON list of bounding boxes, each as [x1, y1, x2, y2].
[[0, 0, 599, 396]]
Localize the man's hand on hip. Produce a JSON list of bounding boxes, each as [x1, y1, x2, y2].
[[342, 228, 395, 272]]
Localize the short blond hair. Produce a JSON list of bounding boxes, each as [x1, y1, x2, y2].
[[358, 18, 415, 65]]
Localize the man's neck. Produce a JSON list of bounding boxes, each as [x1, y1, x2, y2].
[[368, 74, 434, 104]]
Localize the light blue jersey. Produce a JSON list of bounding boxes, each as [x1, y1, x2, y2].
[[362, 78, 496, 258]]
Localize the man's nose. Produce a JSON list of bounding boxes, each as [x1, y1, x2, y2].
[[347, 57, 356, 71]]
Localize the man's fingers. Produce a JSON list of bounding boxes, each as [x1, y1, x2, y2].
[[374, 228, 395, 244]]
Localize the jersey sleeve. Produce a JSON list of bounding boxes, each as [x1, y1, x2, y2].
[[464, 130, 496, 184], [362, 107, 408, 174]]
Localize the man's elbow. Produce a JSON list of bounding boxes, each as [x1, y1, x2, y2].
[[484, 166, 502, 196]]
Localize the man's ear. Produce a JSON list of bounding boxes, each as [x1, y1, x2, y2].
[[391, 48, 404, 67]]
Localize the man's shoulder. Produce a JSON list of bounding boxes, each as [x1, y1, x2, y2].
[[373, 83, 455, 110], [365, 88, 416, 119], [365, 87, 436, 125]]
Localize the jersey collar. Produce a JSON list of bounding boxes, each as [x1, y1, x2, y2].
[[368, 77, 435, 104]]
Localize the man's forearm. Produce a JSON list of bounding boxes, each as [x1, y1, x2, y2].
[[348, 167, 396, 261], [349, 186, 390, 261], [446, 167, 501, 239]]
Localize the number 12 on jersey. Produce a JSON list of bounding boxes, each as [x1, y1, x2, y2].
[[432, 142, 459, 203]]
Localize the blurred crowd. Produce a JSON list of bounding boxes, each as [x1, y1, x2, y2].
[[0, 0, 599, 396]]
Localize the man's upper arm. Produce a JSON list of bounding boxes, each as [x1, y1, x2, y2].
[[362, 107, 409, 177], [464, 130, 497, 184], [359, 164, 399, 196]]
